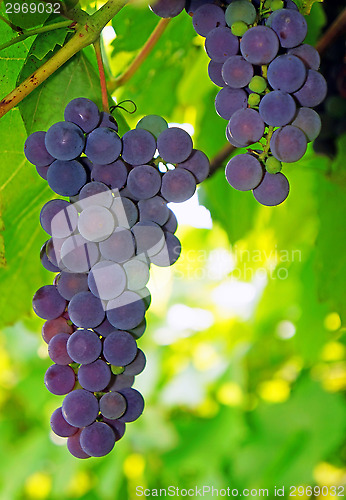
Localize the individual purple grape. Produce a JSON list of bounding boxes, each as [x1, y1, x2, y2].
[[222, 56, 254, 89], [78, 359, 111, 392], [99, 392, 127, 419], [98, 111, 118, 131], [157, 127, 193, 164], [101, 418, 126, 441], [64, 98, 100, 133], [161, 168, 196, 203], [66, 329, 102, 364], [253, 172, 290, 206], [94, 318, 117, 337], [270, 125, 307, 163], [127, 165, 162, 200], [162, 208, 178, 233], [24, 131, 54, 166], [80, 422, 116, 457], [40, 242, 61, 273], [45, 122, 85, 161], [240, 26, 279, 65], [215, 87, 248, 120], [42, 316, 73, 344], [68, 291, 105, 328], [45, 236, 67, 269], [50, 407, 78, 437], [149, 0, 185, 17], [99, 227, 135, 263], [128, 317, 147, 339], [291, 107, 322, 142], [44, 364, 76, 395], [123, 349, 146, 376], [121, 129, 156, 165], [36, 164, 50, 180], [132, 221, 165, 256], [61, 234, 100, 273], [285, 0, 298, 9], [107, 291, 146, 330], [138, 196, 169, 225], [85, 127, 122, 164], [118, 388, 145, 423], [268, 8, 307, 48], [78, 205, 115, 243], [226, 125, 247, 148], [205, 27, 239, 63], [47, 160, 87, 197], [267, 54, 306, 93], [103, 330, 138, 366], [150, 232, 181, 267], [33, 285, 67, 320], [293, 69, 327, 107], [123, 259, 150, 291], [193, 4, 226, 36], [48, 333, 73, 365], [228, 108, 265, 145], [288, 44, 320, 70], [111, 197, 138, 228], [62, 389, 99, 427], [78, 181, 113, 209], [56, 272, 89, 301], [91, 159, 128, 190], [225, 153, 264, 191], [108, 374, 135, 391], [88, 261, 127, 300], [40, 199, 78, 239], [259, 91, 296, 126], [208, 61, 226, 87], [186, 0, 218, 15], [67, 429, 90, 459]]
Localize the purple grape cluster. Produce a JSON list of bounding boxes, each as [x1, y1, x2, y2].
[[25, 97, 210, 458], [149, 0, 327, 206]]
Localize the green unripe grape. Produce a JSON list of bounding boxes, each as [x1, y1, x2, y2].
[[111, 365, 125, 375], [264, 0, 272, 7], [265, 156, 282, 173], [248, 93, 260, 107], [271, 0, 284, 10], [249, 76, 267, 94], [136, 114, 168, 139], [225, 0, 256, 27], [231, 21, 249, 37]]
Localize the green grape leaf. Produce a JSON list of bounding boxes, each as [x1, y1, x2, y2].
[[294, 0, 324, 15], [17, 47, 129, 135], [29, 22, 70, 61]]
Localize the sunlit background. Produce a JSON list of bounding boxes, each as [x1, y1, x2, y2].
[[0, 1, 345, 499]]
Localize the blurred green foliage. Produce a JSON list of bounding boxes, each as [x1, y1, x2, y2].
[[0, 1, 345, 499]]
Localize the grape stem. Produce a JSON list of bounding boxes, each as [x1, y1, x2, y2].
[[108, 18, 171, 91], [209, 143, 235, 177], [259, 126, 274, 161], [0, 14, 22, 32], [94, 38, 109, 113], [316, 7, 346, 55], [0, 20, 75, 52], [0, 0, 129, 119]]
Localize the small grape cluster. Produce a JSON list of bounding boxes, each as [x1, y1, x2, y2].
[[25, 97, 210, 458], [150, 0, 327, 206]]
